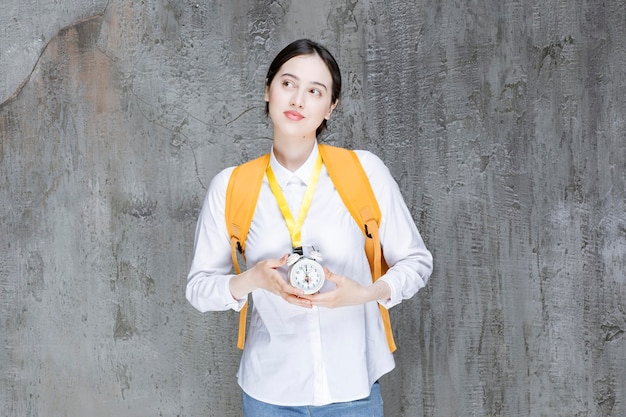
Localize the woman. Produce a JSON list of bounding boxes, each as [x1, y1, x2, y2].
[[186, 39, 433, 416]]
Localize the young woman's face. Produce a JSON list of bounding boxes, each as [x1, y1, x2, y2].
[[265, 54, 337, 140]]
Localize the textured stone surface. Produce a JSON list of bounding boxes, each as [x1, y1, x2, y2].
[[1, 0, 625, 416]]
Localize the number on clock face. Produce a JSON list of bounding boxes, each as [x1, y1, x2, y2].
[[289, 257, 325, 294], [287, 253, 324, 294], [294, 264, 321, 290]]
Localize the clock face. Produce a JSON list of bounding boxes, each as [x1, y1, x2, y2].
[[289, 258, 324, 294]]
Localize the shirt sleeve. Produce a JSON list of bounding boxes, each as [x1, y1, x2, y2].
[[185, 167, 247, 312], [355, 151, 433, 309]]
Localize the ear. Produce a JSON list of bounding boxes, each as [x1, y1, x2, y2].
[[264, 85, 270, 102], [325, 99, 338, 120]]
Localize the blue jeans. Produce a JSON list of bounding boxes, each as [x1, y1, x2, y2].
[[242, 382, 383, 417]]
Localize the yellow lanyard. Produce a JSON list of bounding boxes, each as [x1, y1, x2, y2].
[[266, 152, 323, 249]]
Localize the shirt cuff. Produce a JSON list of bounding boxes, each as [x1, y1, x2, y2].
[[376, 277, 401, 309], [222, 275, 248, 311]]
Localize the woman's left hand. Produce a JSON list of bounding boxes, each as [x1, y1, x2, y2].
[[302, 268, 391, 308]]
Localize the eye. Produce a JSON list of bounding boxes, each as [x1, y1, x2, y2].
[[282, 80, 295, 88], [310, 88, 322, 96]]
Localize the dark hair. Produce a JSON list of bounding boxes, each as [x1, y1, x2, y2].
[[265, 39, 342, 137]]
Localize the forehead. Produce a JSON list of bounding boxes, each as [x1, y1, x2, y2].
[[276, 54, 333, 85]]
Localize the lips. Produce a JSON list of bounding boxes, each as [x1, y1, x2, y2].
[[284, 110, 304, 121]]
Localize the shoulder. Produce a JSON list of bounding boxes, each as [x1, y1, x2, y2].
[[352, 149, 392, 177], [320, 144, 390, 175], [350, 150, 399, 202], [201, 166, 236, 213], [206, 152, 270, 203], [210, 152, 270, 185], [208, 166, 236, 193], [208, 151, 269, 193]]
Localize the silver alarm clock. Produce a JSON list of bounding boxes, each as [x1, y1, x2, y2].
[[286, 248, 324, 294]]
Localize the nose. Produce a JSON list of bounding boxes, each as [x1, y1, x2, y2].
[[290, 88, 305, 108]]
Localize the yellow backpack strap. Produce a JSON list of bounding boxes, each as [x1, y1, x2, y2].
[[318, 144, 397, 352], [225, 153, 270, 349]]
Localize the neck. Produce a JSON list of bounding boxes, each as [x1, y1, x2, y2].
[[272, 135, 316, 172]]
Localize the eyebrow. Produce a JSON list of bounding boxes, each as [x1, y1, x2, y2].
[[280, 73, 328, 92]]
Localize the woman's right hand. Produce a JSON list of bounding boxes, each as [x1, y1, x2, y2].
[[229, 255, 312, 308]]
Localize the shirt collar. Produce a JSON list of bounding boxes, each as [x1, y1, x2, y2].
[[269, 142, 320, 189]]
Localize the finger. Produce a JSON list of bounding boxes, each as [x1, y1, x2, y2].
[[283, 285, 304, 297], [279, 283, 309, 303], [276, 276, 301, 294], [264, 254, 289, 269], [305, 292, 332, 308], [286, 293, 312, 308]]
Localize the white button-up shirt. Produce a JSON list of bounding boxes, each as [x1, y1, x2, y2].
[[186, 143, 433, 406]]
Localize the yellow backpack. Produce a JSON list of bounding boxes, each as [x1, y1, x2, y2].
[[225, 144, 396, 352]]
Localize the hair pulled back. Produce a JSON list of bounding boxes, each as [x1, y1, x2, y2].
[[265, 39, 341, 137]]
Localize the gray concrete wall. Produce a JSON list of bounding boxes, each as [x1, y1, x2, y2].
[[1, 0, 624, 416]]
